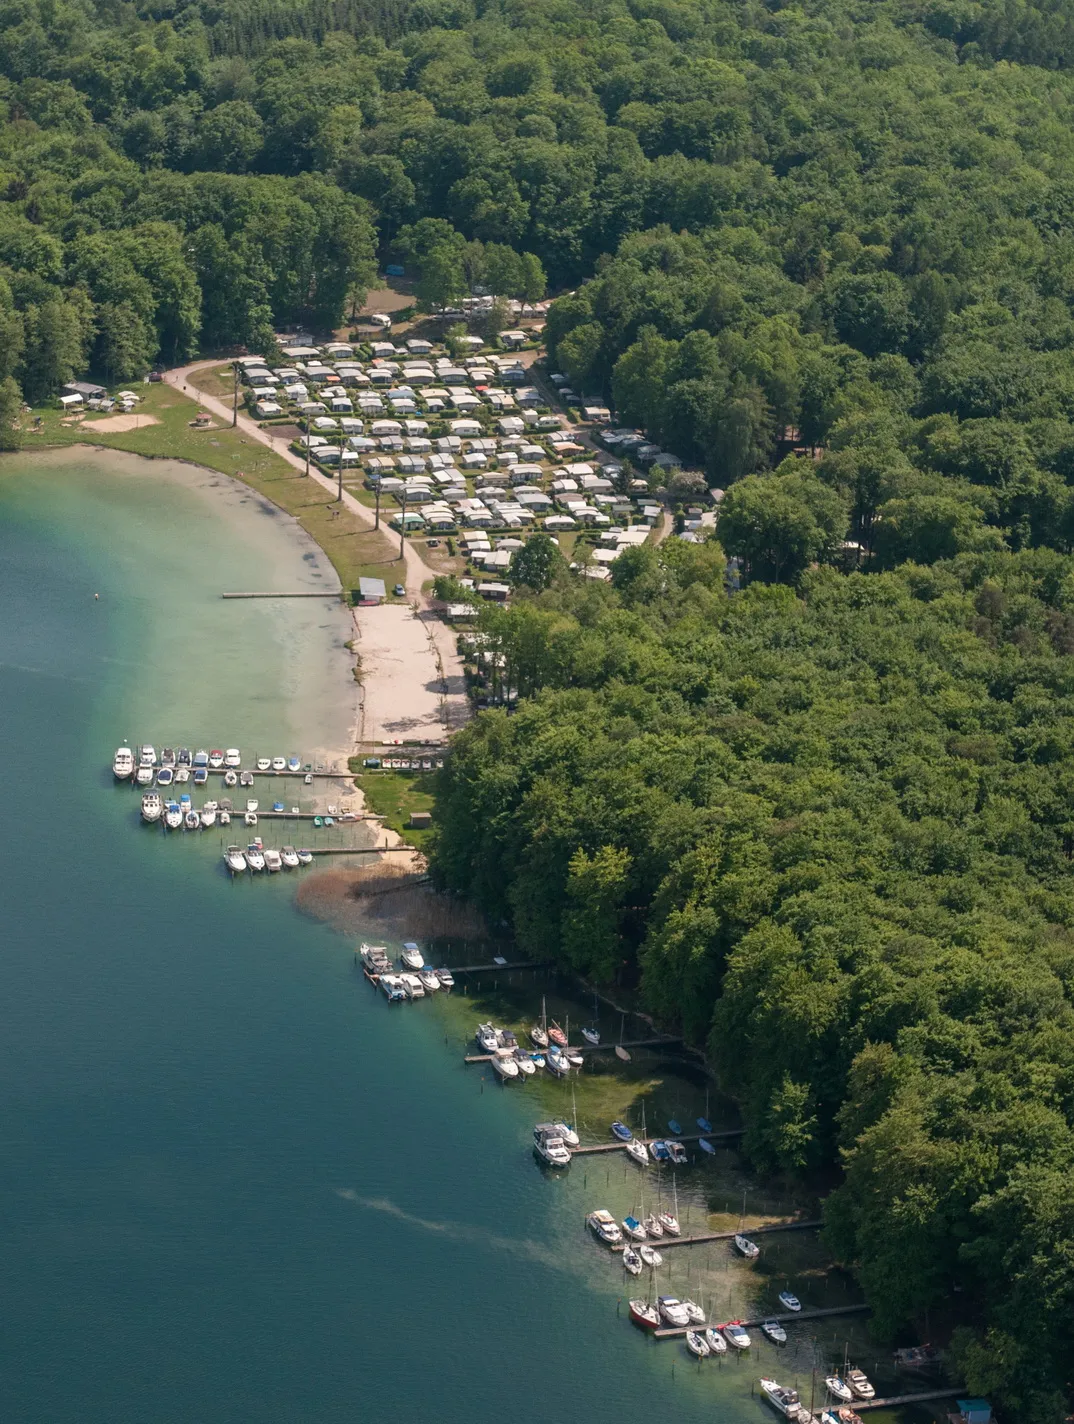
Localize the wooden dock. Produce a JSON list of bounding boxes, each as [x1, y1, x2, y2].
[[464, 1037, 684, 1065], [250, 810, 379, 821], [310, 845, 416, 856], [451, 961, 554, 975], [571, 1128, 740, 1156], [856, 1390, 961, 1411], [652, 1302, 869, 1339], [612, 1218, 822, 1253], [222, 591, 343, 599]]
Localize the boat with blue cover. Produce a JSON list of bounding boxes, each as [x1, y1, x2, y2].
[[611, 1121, 633, 1141]]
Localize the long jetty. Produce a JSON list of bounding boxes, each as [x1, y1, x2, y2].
[[464, 1037, 683, 1065], [222, 591, 343, 599], [572, 1128, 741, 1157], [652, 1302, 869, 1339], [612, 1217, 821, 1253], [856, 1390, 962, 1411]]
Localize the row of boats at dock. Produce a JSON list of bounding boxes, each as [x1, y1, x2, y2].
[[360, 943, 455, 998], [115, 745, 314, 786]]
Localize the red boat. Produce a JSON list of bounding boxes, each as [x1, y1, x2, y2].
[[629, 1299, 660, 1330], [547, 1021, 568, 1048]]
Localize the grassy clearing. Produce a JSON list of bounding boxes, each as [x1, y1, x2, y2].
[[186, 363, 236, 401], [349, 768, 437, 848], [22, 384, 402, 597]]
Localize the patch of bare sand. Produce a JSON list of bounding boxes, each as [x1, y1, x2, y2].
[[83, 413, 161, 432], [294, 861, 487, 941]]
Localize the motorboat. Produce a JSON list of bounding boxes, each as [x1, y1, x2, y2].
[[531, 1053, 546, 1069], [323, 815, 334, 826], [532, 1126, 571, 1167], [581, 1025, 600, 1045], [722, 1321, 751, 1349], [177, 748, 191, 766], [113, 746, 134, 779], [566, 1047, 584, 1068], [697, 1116, 713, 1133], [208, 750, 224, 768], [735, 1234, 760, 1259], [264, 848, 282, 872], [762, 1320, 788, 1344], [224, 770, 238, 788], [490, 1050, 519, 1080], [185, 810, 201, 830], [824, 1410, 864, 1424], [657, 1211, 681, 1235], [140, 792, 163, 823], [160, 748, 176, 768], [668, 1141, 687, 1164], [281, 845, 299, 869], [825, 1379, 854, 1405], [193, 750, 209, 769], [705, 1326, 728, 1354], [139, 745, 156, 766], [476, 1023, 500, 1053], [611, 1121, 633, 1142], [201, 804, 217, 828], [529, 1023, 549, 1049], [586, 1210, 623, 1245], [246, 799, 258, 813], [157, 766, 174, 787], [256, 757, 271, 771], [418, 969, 440, 993], [272, 756, 287, 771], [622, 1246, 644, 1276], [164, 802, 183, 829], [551, 1119, 579, 1148], [360, 944, 391, 972], [179, 792, 192, 815], [547, 1021, 567, 1048], [638, 1244, 663, 1268], [513, 1048, 536, 1075], [622, 1216, 647, 1241], [545, 1046, 570, 1076], [174, 766, 190, 783], [698, 1137, 716, 1155], [625, 1138, 649, 1166], [225, 749, 241, 768], [760, 1378, 803, 1417], [304, 773, 313, 784], [246, 842, 265, 871], [682, 1299, 705, 1324], [287, 756, 301, 772], [399, 973, 425, 999], [379, 974, 406, 1002], [779, 1291, 802, 1312], [225, 845, 247, 873], [629, 1300, 661, 1331], [668, 1119, 682, 1135], [685, 1331, 710, 1358], [435, 968, 455, 988], [272, 801, 284, 813], [845, 1370, 875, 1401], [313, 816, 323, 828], [244, 811, 257, 827], [400, 942, 424, 970], [643, 1214, 663, 1238], [240, 770, 254, 787], [136, 763, 154, 786], [297, 848, 313, 865], [649, 1140, 671, 1163], [193, 767, 208, 786], [657, 1296, 691, 1327]]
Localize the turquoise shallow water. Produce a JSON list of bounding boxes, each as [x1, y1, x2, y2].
[[0, 451, 892, 1424]]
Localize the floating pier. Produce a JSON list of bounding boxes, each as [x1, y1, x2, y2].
[[311, 845, 417, 856], [450, 960, 554, 975], [612, 1218, 821, 1253], [464, 1037, 683, 1065], [221, 591, 343, 599], [856, 1390, 961, 1410], [571, 1128, 743, 1156], [652, 1302, 870, 1338]]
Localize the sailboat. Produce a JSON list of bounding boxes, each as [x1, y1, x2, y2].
[[615, 1011, 631, 1062], [530, 996, 549, 1050], [581, 992, 600, 1045]]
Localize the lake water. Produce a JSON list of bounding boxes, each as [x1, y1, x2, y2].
[[0, 450, 896, 1423]]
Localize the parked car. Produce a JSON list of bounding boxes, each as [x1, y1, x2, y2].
[[393, 584, 406, 596]]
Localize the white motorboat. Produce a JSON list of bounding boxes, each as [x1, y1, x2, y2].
[[761, 1378, 803, 1417], [245, 842, 266, 871], [140, 792, 163, 823], [532, 1126, 571, 1166], [224, 769, 238, 787], [643, 1213, 663, 1238], [657, 1296, 691, 1327], [401, 942, 424, 969], [174, 766, 190, 783], [271, 756, 286, 771], [490, 1050, 518, 1079], [846, 1370, 875, 1401], [360, 943, 391, 969], [244, 811, 258, 827], [581, 1026, 600, 1045], [779, 1291, 802, 1312], [628, 1300, 661, 1330], [139, 744, 156, 766], [113, 746, 134, 779], [208, 750, 225, 768], [400, 973, 425, 999], [722, 1321, 752, 1349], [200, 805, 217, 828], [297, 848, 313, 865], [625, 1138, 649, 1166], [193, 750, 209, 769], [264, 848, 282, 872], [762, 1320, 788, 1344], [287, 756, 301, 772], [378, 974, 406, 1002], [225, 748, 241, 767], [164, 802, 183, 829], [551, 1118, 579, 1148], [682, 1299, 705, 1324], [638, 1244, 663, 1268], [246, 799, 258, 813], [219, 809, 230, 826], [185, 810, 201, 830], [156, 767, 174, 787], [225, 845, 247, 873], [176, 749, 191, 767], [685, 1330, 710, 1358], [256, 757, 271, 771], [135, 764, 154, 786], [825, 1379, 854, 1404], [566, 1047, 584, 1067], [622, 1246, 644, 1276], [239, 770, 254, 787], [281, 845, 299, 869], [476, 1023, 500, 1052], [735, 1234, 760, 1259], [586, 1210, 623, 1245], [418, 969, 440, 993], [513, 1049, 536, 1076], [435, 968, 455, 988], [657, 1212, 681, 1236], [705, 1326, 728, 1354], [160, 748, 175, 768]]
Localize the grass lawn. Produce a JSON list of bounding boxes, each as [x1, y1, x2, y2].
[[186, 363, 236, 401], [348, 768, 437, 849], [21, 385, 402, 598]]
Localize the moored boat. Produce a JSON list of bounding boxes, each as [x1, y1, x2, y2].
[[685, 1330, 710, 1358], [611, 1121, 633, 1142], [845, 1370, 874, 1401], [193, 767, 208, 786], [657, 1210, 681, 1235], [649, 1139, 671, 1163], [735, 1234, 760, 1259], [208, 750, 224, 768], [264, 848, 282, 872], [545, 1045, 569, 1076], [513, 1048, 535, 1075], [668, 1140, 687, 1164], [779, 1291, 802, 1312], [642, 1213, 663, 1238], [224, 769, 238, 788], [225, 748, 241, 767], [532, 1125, 571, 1166], [140, 792, 163, 823], [400, 941, 424, 969], [622, 1246, 644, 1276], [200, 803, 217, 828], [586, 1210, 623, 1245], [113, 746, 134, 779], [245, 842, 265, 871], [399, 973, 424, 999], [825, 1378, 854, 1404], [287, 756, 301, 772], [490, 1050, 519, 1080], [225, 845, 247, 873], [722, 1321, 751, 1349], [256, 757, 271, 771], [697, 1116, 713, 1133], [622, 1215, 646, 1241], [135, 763, 154, 786], [271, 756, 286, 771], [762, 1320, 788, 1344], [625, 1138, 649, 1166], [435, 968, 455, 988], [551, 1118, 579, 1148], [682, 1299, 705, 1324], [174, 766, 189, 783], [581, 1025, 599, 1045], [297, 848, 313, 865], [160, 748, 175, 768], [668, 1119, 682, 1135], [547, 1021, 567, 1048], [629, 1299, 660, 1330], [476, 1022, 500, 1053], [280, 845, 299, 868], [164, 801, 183, 829], [379, 974, 406, 1002], [529, 1023, 549, 1049], [698, 1137, 716, 1154], [760, 1378, 803, 1417], [244, 811, 257, 827], [177, 748, 191, 766], [657, 1296, 691, 1327], [239, 770, 254, 787], [705, 1326, 728, 1354], [638, 1243, 663, 1268], [193, 749, 209, 769], [156, 766, 174, 787], [418, 969, 440, 993]]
